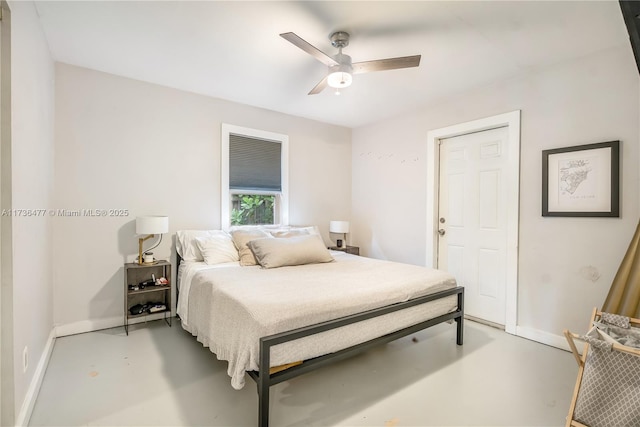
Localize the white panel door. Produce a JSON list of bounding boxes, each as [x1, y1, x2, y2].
[[437, 127, 509, 326]]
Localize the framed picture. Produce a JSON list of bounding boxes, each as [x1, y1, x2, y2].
[[542, 141, 620, 217]]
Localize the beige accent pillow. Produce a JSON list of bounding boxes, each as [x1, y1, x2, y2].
[[230, 229, 272, 266], [195, 234, 239, 265], [247, 234, 334, 269]]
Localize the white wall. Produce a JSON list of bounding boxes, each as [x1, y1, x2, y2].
[[53, 63, 351, 334], [9, 0, 55, 424], [352, 45, 639, 341]]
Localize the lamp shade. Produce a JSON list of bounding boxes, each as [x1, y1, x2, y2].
[[329, 220, 350, 234], [136, 216, 169, 235]]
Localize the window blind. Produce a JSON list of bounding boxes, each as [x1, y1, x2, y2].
[[229, 133, 282, 192]]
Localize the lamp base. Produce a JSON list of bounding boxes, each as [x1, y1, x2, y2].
[[138, 234, 155, 265]]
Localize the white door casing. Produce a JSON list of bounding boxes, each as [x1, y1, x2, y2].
[[0, 2, 11, 424], [426, 111, 520, 334], [438, 127, 509, 326]]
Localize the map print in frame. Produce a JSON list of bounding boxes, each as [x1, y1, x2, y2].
[[542, 141, 619, 217]]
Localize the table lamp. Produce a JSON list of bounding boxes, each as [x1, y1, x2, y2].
[[136, 216, 169, 264], [330, 220, 350, 248]]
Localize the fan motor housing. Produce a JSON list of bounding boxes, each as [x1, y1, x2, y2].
[[330, 31, 350, 49], [331, 52, 352, 68]]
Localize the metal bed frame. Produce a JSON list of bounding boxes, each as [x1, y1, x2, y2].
[[176, 252, 464, 427]]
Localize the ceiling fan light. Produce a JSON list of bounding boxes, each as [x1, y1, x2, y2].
[[327, 71, 352, 88], [327, 59, 353, 89]]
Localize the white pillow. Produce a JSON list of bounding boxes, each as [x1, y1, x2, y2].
[[270, 229, 310, 238], [293, 225, 320, 236], [228, 224, 320, 236], [176, 230, 230, 262], [195, 235, 239, 265], [247, 234, 334, 269], [229, 224, 289, 232]]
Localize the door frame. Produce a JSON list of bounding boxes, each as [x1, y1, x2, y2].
[[0, 1, 11, 424], [426, 111, 520, 334]]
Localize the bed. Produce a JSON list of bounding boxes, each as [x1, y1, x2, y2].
[[175, 228, 464, 427]]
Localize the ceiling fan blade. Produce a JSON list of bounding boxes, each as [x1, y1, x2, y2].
[[308, 76, 328, 95], [280, 32, 339, 67], [352, 55, 421, 74]]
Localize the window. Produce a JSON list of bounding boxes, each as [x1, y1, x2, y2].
[[221, 124, 288, 229]]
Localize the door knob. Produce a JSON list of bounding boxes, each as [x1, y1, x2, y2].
[[438, 229, 446, 236]]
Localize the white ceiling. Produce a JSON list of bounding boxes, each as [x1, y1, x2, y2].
[[34, 1, 630, 129]]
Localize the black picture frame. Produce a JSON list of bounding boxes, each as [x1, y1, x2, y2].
[[542, 141, 620, 217]]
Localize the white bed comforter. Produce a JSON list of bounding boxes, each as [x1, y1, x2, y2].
[[179, 252, 457, 389]]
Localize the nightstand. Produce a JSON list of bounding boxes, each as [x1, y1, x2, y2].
[[124, 260, 172, 335], [329, 245, 360, 256]]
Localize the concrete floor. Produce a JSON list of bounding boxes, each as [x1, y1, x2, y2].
[[29, 319, 578, 427]]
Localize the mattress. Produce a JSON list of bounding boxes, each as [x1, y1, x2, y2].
[[178, 251, 457, 389]]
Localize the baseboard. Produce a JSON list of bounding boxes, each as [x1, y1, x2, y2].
[[515, 325, 571, 352], [15, 328, 56, 427], [55, 312, 172, 337]]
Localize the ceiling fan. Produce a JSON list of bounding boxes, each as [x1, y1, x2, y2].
[[280, 31, 421, 95]]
